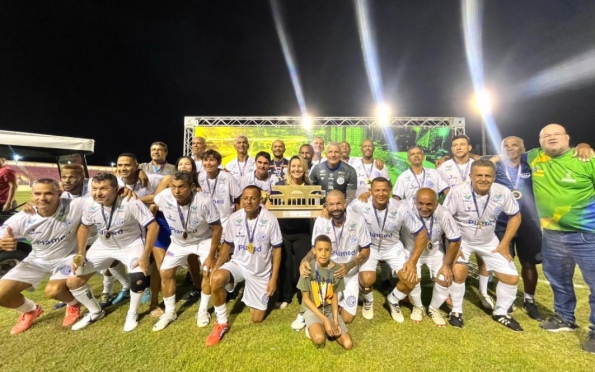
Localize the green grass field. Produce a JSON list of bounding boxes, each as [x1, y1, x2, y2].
[[0, 265, 593, 372]]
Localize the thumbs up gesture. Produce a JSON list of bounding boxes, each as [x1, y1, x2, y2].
[[0, 226, 17, 252]]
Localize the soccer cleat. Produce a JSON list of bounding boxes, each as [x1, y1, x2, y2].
[[362, 300, 374, 320], [523, 300, 543, 321], [99, 293, 113, 308], [196, 310, 211, 328], [53, 302, 67, 310], [71, 310, 105, 331], [448, 312, 464, 328], [428, 307, 446, 327], [479, 292, 495, 310], [152, 313, 177, 332], [124, 312, 138, 332], [111, 289, 130, 305], [540, 314, 578, 333], [10, 305, 43, 335], [493, 314, 523, 332], [62, 304, 81, 327], [291, 313, 306, 330], [206, 323, 230, 346], [410, 306, 424, 323], [141, 288, 151, 305], [389, 302, 404, 323], [181, 288, 201, 302], [582, 330, 595, 354]]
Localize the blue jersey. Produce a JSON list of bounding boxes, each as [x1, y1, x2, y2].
[[495, 157, 539, 224]]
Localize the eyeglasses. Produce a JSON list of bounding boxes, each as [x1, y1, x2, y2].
[[540, 132, 566, 139]]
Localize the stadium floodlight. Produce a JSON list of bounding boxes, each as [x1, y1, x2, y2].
[[301, 115, 313, 130], [375, 103, 391, 127], [13, 154, 21, 161], [110, 162, 115, 167], [474, 90, 493, 114]]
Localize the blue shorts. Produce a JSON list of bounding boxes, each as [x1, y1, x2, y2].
[[154, 211, 171, 249]]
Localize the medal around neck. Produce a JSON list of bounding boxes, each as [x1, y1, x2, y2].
[[512, 190, 522, 200], [105, 231, 111, 239], [247, 243, 255, 254], [426, 242, 433, 250], [182, 231, 188, 240]]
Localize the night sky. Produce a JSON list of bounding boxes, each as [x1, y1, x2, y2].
[[2, 1, 595, 165]]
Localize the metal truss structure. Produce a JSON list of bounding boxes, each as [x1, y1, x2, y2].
[[183, 116, 465, 156]]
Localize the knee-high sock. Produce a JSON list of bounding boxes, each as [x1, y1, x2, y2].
[[450, 282, 466, 314], [409, 284, 423, 308], [109, 262, 130, 289], [479, 274, 489, 294], [494, 282, 517, 316], [71, 284, 102, 314], [429, 284, 450, 310]]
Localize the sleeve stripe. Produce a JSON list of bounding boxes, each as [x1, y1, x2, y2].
[[143, 218, 156, 228], [448, 236, 462, 242], [224, 240, 235, 247], [506, 210, 520, 217]]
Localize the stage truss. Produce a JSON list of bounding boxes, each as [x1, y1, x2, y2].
[[183, 116, 465, 156]]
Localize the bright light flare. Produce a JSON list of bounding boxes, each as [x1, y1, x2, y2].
[[376, 103, 391, 127], [13, 155, 21, 161], [474, 90, 493, 113], [301, 115, 313, 130]]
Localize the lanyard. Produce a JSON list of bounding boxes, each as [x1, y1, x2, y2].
[[410, 167, 426, 189], [206, 171, 220, 199], [331, 218, 346, 247], [273, 160, 284, 178], [471, 189, 491, 229], [418, 213, 434, 240], [238, 157, 249, 177], [456, 161, 471, 183], [504, 165, 522, 190], [244, 210, 261, 245], [315, 261, 330, 311], [101, 196, 119, 236], [177, 196, 193, 239], [373, 205, 389, 249], [363, 162, 374, 179]]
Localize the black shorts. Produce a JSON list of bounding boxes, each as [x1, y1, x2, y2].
[[495, 219, 542, 265]]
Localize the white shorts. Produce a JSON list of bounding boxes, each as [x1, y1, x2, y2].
[[458, 240, 518, 276], [360, 244, 408, 276], [220, 260, 270, 311], [417, 250, 445, 278], [160, 239, 212, 271], [2, 255, 75, 288], [338, 273, 359, 316], [80, 240, 145, 275]]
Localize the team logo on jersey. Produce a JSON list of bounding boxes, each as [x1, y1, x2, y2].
[[374, 171, 380, 177], [427, 180, 434, 189], [445, 164, 453, 170], [259, 219, 268, 226], [348, 223, 357, 231], [90, 205, 99, 212], [390, 211, 398, 217], [59, 265, 72, 275], [256, 232, 267, 242], [166, 202, 174, 208], [261, 294, 269, 305], [191, 218, 200, 226], [218, 187, 227, 196], [324, 226, 331, 234], [363, 207, 370, 212], [336, 177, 345, 185], [386, 222, 397, 231], [235, 219, 243, 225], [349, 235, 358, 245], [60, 220, 73, 229], [494, 194, 503, 200], [345, 295, 357, 307], [561, 171, 576, 183], [191, 205, 198, 211], [114, 219, 125, 227], [463, 194, 472, 200], [130, 258, 139, 268]]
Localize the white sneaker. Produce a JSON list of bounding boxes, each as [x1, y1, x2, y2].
[[479, 292, 495, 310], [291, 313, 306, 330], [152, 313, 177, 332], [196, 310, 211, 328], [72, 310, 105, 331], [389, 302, 404, 323], [411, 306, 424, 323], [428, 307, 446, 327], [279, 302, 288, 309], [362, 300, 374, 320], [124, 312, 138, 332]]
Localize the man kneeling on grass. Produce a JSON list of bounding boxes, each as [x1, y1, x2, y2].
[[298, 234, 353, 350]]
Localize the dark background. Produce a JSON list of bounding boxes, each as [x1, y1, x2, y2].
[[1, 1, 594, 164]]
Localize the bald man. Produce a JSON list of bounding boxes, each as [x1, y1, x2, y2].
[[191, 136, 207, 174], [526, 124, 595, 353], [269, 140, 288, 180]]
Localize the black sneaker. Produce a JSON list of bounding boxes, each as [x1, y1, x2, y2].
[[493, 314, 523, 332], [582, 330, 595, 354], [540, 314, 578, 332], [181, 288, 201, 301], [448, 312, 464, 328], [523, 300, 543, 321]]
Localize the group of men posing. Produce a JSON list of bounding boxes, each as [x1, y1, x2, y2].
[[0, 123, 593, 353]]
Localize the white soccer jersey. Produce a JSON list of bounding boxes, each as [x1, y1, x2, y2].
[[123, 174, 163, 199], [401, 204, 461, 253], [351, 159, 390, 191], [438, 159, 475, 188], [393, 168, 449, 201], [239, 172, 278, 194], [0, 198, 85, 260], [154, 188, 220, 246], [194, 159, 204, 174], [82, 197, 155, 248], [348, 198, 423, 251], [223, 208, 282, 278], [346, 157, 361, 166], [198, 170, 242, 225], [311, 212, 371, 276], [225, 156, 256, 182], [443, 183, 519, 245]]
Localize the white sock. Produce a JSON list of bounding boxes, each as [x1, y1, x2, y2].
[[16, 298, 36, 313], [215, 304, 228, 324], [129, 291, 142, 314], [479, 274, 489, 294], [450, 282, 466, 314], [67, 299, 79, 307], [363, 291, 374, 302], [199, 292, 211, 313], [429, 284, 450, 310], [71, 284, 102, 314], [494, 282, 517, 316], [388, 288, 407, 305], [109, 262, 130, 290], [524, 292, 535, 301], [102, 276, 115, 295], [164, 295, 176, 315], [409, 284, 423, 308]]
